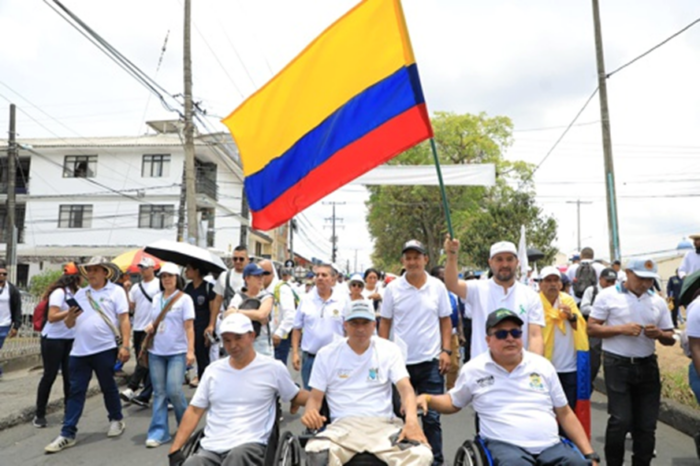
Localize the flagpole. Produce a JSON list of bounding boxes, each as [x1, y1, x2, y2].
[[429, 138, 454, 238]]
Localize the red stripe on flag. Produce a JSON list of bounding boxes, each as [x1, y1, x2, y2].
[[575, 399, 591, 439], [250, 103, 432, 230]]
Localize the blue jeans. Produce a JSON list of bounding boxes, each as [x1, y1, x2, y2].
[[62, 348, 122, 438], [484, 438, 589, 465], [0, 325, 10, 375], [301, 352, 316, 390], [275, 338, 291, 365], [689, 362, 700, 404], [407, 359, 444, 466], [147, 352, 188, 443]]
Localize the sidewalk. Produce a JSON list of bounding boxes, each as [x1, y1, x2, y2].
[[0, 359, 134, 431]]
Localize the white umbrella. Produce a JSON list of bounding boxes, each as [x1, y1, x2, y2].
[[144, 240, 227, 274]]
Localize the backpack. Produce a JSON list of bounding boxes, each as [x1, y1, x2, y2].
[[573, 262, 597, 299], [236, 292, 266, 339], [32, 299, 49, 332]]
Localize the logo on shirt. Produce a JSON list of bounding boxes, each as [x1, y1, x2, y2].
[[197, 296, 206, 306], [529, 372, 545, 392], [367, 367, 379, 382], [519, 304, 526, 316], [332, 309, 340, 317], [337, 369, 351, 379], [476, 375, 494, 388]]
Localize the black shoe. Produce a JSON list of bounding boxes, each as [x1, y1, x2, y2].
[[33, 416, 48, 428], [132, 397, 150, 408], [694, 432, 700, 459]]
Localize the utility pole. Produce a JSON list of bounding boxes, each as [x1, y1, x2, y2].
[[6, 104, 17, 283], [566, 199, 593, 252], [288, 218, 295, 260], [323, 201, 345, 263], [592, 0, 621, 261], [183, 0, 198, 244]]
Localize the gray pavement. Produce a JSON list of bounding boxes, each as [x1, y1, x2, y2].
[[2, 363, 700, 465]]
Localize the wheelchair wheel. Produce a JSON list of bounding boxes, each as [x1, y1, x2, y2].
[[275, 431, 304, 466], [346, 452, 388, 465], [453, 439, 485, 466], [181, 427, 205, 458]]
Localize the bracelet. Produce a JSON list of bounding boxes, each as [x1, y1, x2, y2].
[[425, 394, 432, 405]]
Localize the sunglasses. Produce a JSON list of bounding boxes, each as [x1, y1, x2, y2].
[[232, 257, 246, 262], [350, 283, 364, 288], [490, 329, 523, 340], [0, 272, 6, 276]]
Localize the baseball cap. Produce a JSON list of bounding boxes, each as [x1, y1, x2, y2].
[[220, 313, 255, 334], [159, 262, 180, 276], [63, 262, 79, 275], [243, 263, 269, 278], [485, 308, 524, 331], [138, 257, 156, 269], [600, 267, 617, 281], [489, 241, 517, 259], [345, 300, 376, 321], [348, 273, 365, 285], [402, 239, 426, 255], [625, 258, 659, 279], [539, 266, 561, 280]]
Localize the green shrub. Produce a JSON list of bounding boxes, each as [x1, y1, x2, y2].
[[28, 269, 63, 298], [661, 367, 698, 408]]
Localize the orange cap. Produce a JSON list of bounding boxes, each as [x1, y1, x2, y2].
[[63, 262, 79, 275]]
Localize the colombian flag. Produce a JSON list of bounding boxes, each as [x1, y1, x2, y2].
[[222, 0, 433, 230]]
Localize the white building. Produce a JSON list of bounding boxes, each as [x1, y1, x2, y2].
[[1, 121, 252, 286]]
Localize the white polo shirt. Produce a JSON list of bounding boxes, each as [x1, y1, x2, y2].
[[293, 287, 346, 355], [309, 336, 408, 422], [129, 278, 160, 331], [680, 251, 700, 277], [147, 292, 195, 356], [589, 283, 673, 358], [685, 299, 700, 337], [380, 272, 452, 365], [464, 279, 545, 358], [449, 350, 568, 454], [42, 288, 77, 340], [190, 355, 299, 454], [71, 282, 129, 357]]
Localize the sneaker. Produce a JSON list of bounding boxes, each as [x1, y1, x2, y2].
[[132, 397, 149, 408], [107, 420, 125, 437], [33, 416, 48, 428], [119, 388, 135, 403], [145, 438, 161, 448], [45, 435, 76, 453], [167, 402, 174, 411]]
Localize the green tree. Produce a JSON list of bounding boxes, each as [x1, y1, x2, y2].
[[366, 111, 557, 272], [29, 269, 63, 298]]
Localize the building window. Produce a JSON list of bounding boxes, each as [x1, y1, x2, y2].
[[63, 155, 97, 178], [58, 205, 93, 228], [142, 154, 171, 177], [139, 205, 174, 229]]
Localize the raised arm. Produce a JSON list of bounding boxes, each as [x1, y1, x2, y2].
[[444, 236, 468, 299]]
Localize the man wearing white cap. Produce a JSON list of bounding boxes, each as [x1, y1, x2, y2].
[[444, 237, 545, 359], [169, 313, 308, 466], [679, 234, 700, 278], [588, 258, 676, 466], [303, 301, 433, 466]]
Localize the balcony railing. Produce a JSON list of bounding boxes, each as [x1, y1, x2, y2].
[[196, 176, 218, 201]]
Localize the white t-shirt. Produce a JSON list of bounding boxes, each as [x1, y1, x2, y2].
[[42, 288, 77, 340], [380, 272, 452, 365], [148, 292, 195, 356], [685, 299, 700, 337], [213, 270, 244, 309], [680, 251, 700, 278], [71, 282, 129, 357], [129, 278, 160, 331], [190, 355, 299, 453], [567, 261, 605, 303], [230, 291, 274, 356], [309, 336, 408, 422], [449, 350, 568, 454], [0, 285, 10, 327], [465, 279, 545, 358], [293, 288, 346, 354], [589, 284, 674, 358], [548, 296, 576, 373]]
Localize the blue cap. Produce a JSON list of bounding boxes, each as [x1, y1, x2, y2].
[[625, 258, 659, 279], [345, 301, 375, 321], [243, 263, 268, 278]]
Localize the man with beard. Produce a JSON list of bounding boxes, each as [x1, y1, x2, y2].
[[444, 238, 545, 358]]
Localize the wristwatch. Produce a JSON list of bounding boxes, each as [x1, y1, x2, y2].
[[568, 314, 577, 323], [441, 348, 453, 356], [583, 452, 600, 462]]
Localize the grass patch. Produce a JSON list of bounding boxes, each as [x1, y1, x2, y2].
[[661, 366, 699, 408]]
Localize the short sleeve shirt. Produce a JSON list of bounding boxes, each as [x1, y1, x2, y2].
[[184, 281, 216, 327], [129, 279, 160, 331], [685, 299, 700, 337], [71, 282, 129, 356], [148, 292, 195, 356], [42, 288, 76, 340], [293, 288, 346, 354], [680, 251, 700, 277], [213, 270, 244, 308], [465, 279, 545, 358]]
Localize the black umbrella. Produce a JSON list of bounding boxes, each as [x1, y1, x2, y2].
[[680, 270, 700, 307], [144, 240, 227, 275], [527, 248, 545, 262]]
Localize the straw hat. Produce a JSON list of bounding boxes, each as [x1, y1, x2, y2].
[[78, 256, 121, 283]]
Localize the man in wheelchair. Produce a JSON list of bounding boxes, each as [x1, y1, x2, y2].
[[417, 309, 600, 466], [168, 314, 308, 466], [301, 301, 433, 465]]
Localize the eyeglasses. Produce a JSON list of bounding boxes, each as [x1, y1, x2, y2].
[[489, 329, 523, 340], [350, 283, 364, 288], [232, 257, 246, 262], [0, 272, 7, 276]]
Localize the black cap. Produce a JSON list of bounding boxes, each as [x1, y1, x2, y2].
[[600, 267, 617, 281], [485, 308, 524, 332], [402, 239, 426, 255]]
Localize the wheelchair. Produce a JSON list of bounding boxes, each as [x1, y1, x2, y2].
[[453, 435, 585, 466]]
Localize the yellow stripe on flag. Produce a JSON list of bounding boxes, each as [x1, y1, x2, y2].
[[222, 0, 415, 177]]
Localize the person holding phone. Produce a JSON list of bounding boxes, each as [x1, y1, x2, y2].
[[33, 263, 82, 428], [45, 256, 130, 454]]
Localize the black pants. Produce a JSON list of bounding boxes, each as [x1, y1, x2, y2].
[[194, 322, 210, 380], [603, 352, 661, 466], [127, 331, 151, 392], [35, 337, 73, 418], [462, 318, 472, 363]]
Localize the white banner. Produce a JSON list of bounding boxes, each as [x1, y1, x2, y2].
[[350, 164, 495, 187]]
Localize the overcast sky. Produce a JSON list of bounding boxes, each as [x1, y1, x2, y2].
[[1, 0, 699, 271]]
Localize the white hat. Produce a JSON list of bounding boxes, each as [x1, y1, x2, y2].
[[539, 266, 561, 280], [345, 300, 375, 321], [349, 273, 365, 285], [489, 241, 518, 259], [220, 313, 254, 334], [138, 257, 156, 268], [158, 262, 181, 276]]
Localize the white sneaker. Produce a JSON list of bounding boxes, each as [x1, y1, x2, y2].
[[167, 402, 174, 411], [107, 420, 125, 437], [145, 438, 161, 448], [119, 388, 135, 403], [45, 435, 76, 453]]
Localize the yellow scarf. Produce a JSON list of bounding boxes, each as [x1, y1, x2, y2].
[[541, 292, 589, 361]]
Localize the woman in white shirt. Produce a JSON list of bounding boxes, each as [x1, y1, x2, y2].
[[143, 263, 195, 448], [33, 264, 82, 428], [362, 268, 384, 313]]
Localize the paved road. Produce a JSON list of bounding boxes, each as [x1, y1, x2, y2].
[[3, 375, 700, 465]]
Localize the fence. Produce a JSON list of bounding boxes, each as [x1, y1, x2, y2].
[[0, 294, 42, 361]]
